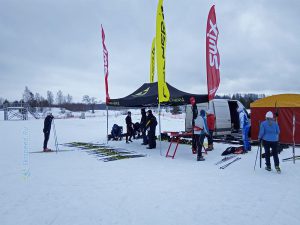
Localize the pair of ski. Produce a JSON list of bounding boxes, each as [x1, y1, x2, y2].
[[282, 155, 300, 162], [216, 155, 242, 169]]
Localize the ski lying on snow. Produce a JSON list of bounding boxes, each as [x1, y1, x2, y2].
[[215, 155, 237, 165], [282, 156, 300, 162], [219, 157, 241, 169], [30, 149, 74, 153]]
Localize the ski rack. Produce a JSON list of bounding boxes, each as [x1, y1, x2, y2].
[[165, 132, 207, 159]]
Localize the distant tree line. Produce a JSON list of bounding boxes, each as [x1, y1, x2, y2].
[[0, 87, 266, 111], [215, 93, 266, 109], [0, 86, 102, 112]]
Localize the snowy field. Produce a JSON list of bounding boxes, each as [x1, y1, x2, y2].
[[0, 110, 299, 225]]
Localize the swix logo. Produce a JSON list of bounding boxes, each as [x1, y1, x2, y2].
[[133, 87, 150, 97], [209, 87, 218, 95], [207, 20, 219, 70]]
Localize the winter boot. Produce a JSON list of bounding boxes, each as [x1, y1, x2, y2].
[[275, 166, 281, 174], [197, 155, 205, 161], [265, 166, 272, 171], [207, 145, 213, 151]]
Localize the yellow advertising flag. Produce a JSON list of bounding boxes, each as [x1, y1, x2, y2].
[[150, 37, 155, 83], [156, 0, 170, 103]]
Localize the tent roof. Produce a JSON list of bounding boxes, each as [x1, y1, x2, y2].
[[107, 82, 208, 107], [251, 94, 300, 108]]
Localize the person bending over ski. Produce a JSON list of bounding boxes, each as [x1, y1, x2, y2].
[[43, 113, 54, 152], [193, 110, 209, 161], [237, 107, 251, 153], [258, 111, 281, 173]]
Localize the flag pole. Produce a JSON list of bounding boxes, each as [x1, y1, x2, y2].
[[106, 105, 109, 144], [158, 103, 162, 156]]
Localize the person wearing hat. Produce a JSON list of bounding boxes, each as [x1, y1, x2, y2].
[[125, 111, 133, 143], [237, 106, 251, 153], [258, 111, 281, 173], [145, 110, 157, 149], [206, 109, 215, 150], [43, 112, 54, 152], [190, 96, 198, 154], [193, 109, 209, 161], [140, 108, 148, 145]]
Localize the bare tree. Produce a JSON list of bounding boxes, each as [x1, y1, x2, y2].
[[47, 91, 54, 106], [35, 93, 41, 106], [0, 97, 4, 105], [66, 94, 73, 104], [56, 90, 64, 105], [90, 97, 97, 113], [23, 86, 34, 103], [82, 95, 91, 104]]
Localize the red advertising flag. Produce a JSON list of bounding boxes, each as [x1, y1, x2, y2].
[[101, 25, 110, 104], [206, 5, 220, 101]]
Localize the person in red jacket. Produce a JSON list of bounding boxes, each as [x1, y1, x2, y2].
[[206, 109, 215, 150]]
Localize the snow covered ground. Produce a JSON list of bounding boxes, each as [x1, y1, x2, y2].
[[0, 110, 299, 225]]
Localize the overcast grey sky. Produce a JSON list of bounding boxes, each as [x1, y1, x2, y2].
[[0, 0, 299, 102]]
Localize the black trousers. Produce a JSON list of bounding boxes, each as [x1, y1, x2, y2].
[[43, 131, 50, 149], [263, 140, 279, 167], [195, 134, 205, 158], [126, 126, 133, 142], [148, 130, 156, 148], [207, 130, 214, 145]]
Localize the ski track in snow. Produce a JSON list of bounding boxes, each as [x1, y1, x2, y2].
[[0, 110, 299, 225]]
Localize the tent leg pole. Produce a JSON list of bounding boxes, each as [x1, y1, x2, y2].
[[293, 113, 296, 164], [159, 103, 162, 156], [106, 105, 109, 145]]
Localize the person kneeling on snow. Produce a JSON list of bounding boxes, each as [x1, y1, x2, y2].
[[111, 124, 122, 141], [193, 110, 209, 161], [43, 113, 54, 152], [258, 111, 281, 173]]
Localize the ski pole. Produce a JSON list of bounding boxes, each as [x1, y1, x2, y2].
[[259, 141, 262, 168], [254, 141, 260, 171], [52, 119, 59, 152]]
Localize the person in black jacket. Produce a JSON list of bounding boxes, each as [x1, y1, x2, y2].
[[145, 110, 157, 149], [190, 96, 198, 154], [125, 111, 133, 143], [140, 108, 148, 145], [43, 113, 54, 151]]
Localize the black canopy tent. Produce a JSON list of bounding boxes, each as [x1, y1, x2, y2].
[[106, 82, 208, 107], [105, 82, 208, 155]]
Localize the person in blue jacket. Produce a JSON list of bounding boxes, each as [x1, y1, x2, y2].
[[258, 111, 281, 173], [237, 107, 251, 153]]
